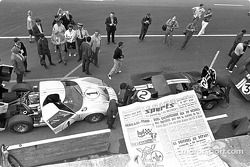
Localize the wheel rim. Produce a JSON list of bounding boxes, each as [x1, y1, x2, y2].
[[13, 123, 29, 133], [90, 114, 101, 122]]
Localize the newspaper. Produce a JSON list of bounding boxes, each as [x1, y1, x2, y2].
[[119, 90, 226, 167]]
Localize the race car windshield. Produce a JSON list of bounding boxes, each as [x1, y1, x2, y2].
[[62, 81, 83, 112]]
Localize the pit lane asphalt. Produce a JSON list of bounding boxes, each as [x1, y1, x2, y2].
[[0, 0, 250, 155]]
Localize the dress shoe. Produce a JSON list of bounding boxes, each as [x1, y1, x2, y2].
[[44, 64, 48, 69], [25, 70, 31, 72], [112, 41, 116, 44], [86, 72, 92, 75], [50, 63, 56, 66], [63, 61, 67, 65], [108, 75, 112, 80], [107, 42, 110, 45]]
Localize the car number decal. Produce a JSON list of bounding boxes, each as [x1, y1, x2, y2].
[[84, 88, 100, 99], [242, 83, 250, 95], [137, 90, 151, 101]]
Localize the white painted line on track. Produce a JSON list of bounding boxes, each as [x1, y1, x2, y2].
[[1, 34, 250, 39], [9, 76, 78, 83], [214, 4, 244, 7], [63, 63, 82, 79], [206, 114, 228, 121], [8, 129, 111, 150]]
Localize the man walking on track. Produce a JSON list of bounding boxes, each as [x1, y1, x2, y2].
[[105, 12, 118, 44], [163, 16, 179, 45], [139, 13, 152, 41], [26, 10, 34, 43], [226, 40, 249, 73], [108, 42, 124, 80], [228, 29, 246, 57], [197, 8, 212, 37], [181, 22, 196, 50]]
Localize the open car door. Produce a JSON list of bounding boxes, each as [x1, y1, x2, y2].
[[42, 103, 77, 134], [0, 64, 13, 82]]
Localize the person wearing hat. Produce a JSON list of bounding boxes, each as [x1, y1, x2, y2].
[[226, 40, 250, 73], [11, 46, 26, 83], [26, 10, 34, 43], [228, 29, 247, 57], [65, 24, 77, 57], [52, 18, 67, 65], [38, 34, 56, 69], [139, 13, 152, 41], [32, 18, 44, 43], [76, 23, 89, 62], [105, 12, 118, 44], [108, 41, 124, 80], [13, 37, 31, 72]]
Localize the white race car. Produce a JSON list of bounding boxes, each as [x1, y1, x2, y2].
[[0, 76, 117, 134]]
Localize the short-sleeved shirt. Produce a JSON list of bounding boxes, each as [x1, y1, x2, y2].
[[234, 43, 244, 56]]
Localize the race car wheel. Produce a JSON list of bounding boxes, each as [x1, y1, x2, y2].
[[11, 83, 33, 93], [202, 101, 218, 110], [85, 113, 104, 123], [8, 115, 34, 133]]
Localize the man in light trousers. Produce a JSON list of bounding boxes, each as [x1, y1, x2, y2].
[[108, 42, 124, 80]]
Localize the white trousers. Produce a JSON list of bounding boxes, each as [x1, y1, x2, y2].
[[198, 21, 209, 36]]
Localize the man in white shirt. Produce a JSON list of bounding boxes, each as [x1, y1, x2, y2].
[[26, 10, 33, 43], [91, 30, 101, 67], [192, 4, 205, 24], [65, 24, 77, 57], [226, 40, 249, 72], [51, 19, 67, 65], [76, 23, 89, 62], [197, 8, 213, 36]]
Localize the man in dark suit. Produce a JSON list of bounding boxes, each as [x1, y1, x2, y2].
[[106, 99, 118, 129], [13, 37, 31, 72], [105, 12, 118, 44], [79, 36, 93, 75], [11, 46, 26, 83], [32, 18, 44, 43], [37, 34, 56, 69], [139, 13, 152, 41]]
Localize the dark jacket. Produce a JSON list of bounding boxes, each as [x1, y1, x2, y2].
[[141, 16, 152, 28], [38, 37, 50, 55], [107, 99, 118, 118], [113, 47, 123, 59], [80, 42, 92, 59], [19, 42, 27, 57], [105, 16, 118, 31], [32, 24, 44, 41]]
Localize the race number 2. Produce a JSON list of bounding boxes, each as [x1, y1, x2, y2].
[[137, 90, 151, 101]]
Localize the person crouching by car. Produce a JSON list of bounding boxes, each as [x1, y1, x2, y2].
[[11, 46, 25, 83], [118, 82, 136, 106], [106, 99, 118, 129]]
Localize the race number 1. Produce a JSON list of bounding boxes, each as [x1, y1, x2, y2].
[[137, 90, 151, 101]]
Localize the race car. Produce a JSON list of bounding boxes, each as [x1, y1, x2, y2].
[[231, 60, 250, 101], [126, 71, 230, 110], [0, 69, 117, 134]]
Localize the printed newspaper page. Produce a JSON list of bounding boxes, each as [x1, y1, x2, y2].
[[119, 90, 227, 167]]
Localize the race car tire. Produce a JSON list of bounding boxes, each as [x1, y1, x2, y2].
[[8, 115, 34, 133], [85, 113, 104, 123], [11, 83, 33, 93], [202, 100, 218, 110]]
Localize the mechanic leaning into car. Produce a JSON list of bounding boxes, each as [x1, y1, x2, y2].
[[106, 99, 118, 129], [118, 83, 136, 106]]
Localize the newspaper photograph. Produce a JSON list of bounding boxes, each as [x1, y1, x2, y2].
[[119, 90, 227, 167]]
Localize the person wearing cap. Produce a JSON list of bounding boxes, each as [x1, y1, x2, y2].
[[51, 18, 67, 65], [38, 34, 56, 69], [228, 29, 247, 57], [79, 36, 93, 75], [76, 23, 89, 62], [65, 24, 77, 57], [26, 10, 34, 43], [108, 41, 124, 80], [13, 37, 30, 72], [11, 46, 26, 83], [226, 40, 250, 73], [32, 18, 44, 43], [105, 12, 118, 44], [91, 30, 101, 66], [139, 13, 152, 41]]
